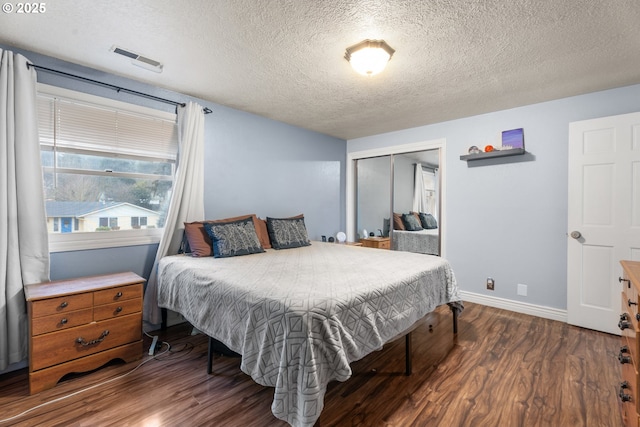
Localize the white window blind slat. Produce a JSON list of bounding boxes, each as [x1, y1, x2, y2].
[[37, 89, 178, 160]]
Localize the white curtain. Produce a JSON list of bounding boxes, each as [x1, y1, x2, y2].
[[0, 50, 50, 371], [412, 163, 429, 213], [143, 101, 205, 325], [432, 170, 439, 220]]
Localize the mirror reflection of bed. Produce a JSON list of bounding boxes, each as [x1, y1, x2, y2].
[[356, 149, 440, 256]]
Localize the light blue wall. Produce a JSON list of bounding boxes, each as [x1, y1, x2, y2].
[[348, 84, 640, 310], [2, 44, 346, 282]]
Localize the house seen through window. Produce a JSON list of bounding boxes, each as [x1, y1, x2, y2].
[[37, 84, 178, 235]]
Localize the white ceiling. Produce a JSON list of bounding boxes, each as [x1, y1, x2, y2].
[[1, 0, 639, 140]]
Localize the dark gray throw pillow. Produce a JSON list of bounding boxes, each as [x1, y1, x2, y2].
[[402, 213, 423, 231], [419, 212, 438, 229], [266, 216, 311, 249], [203, 217, 265, 258]]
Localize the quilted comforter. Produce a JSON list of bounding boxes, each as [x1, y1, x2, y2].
[[157, 241, 461, 426], [392, 228, 440, 256]]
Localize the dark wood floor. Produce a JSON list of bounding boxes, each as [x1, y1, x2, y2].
[[0, 302, 622, 427]]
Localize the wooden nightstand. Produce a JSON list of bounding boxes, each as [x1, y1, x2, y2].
[[25, 272, 145, 394], [620, 260, 640, 425], [360, 237, 390, 249]]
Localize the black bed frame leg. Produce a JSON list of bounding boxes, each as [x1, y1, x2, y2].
[[207, 336, 214, 374], [405, 332, 412, 376], [451, 306, 458, 334], [404, 307, 458, 377], [161, 307, 167, 331]]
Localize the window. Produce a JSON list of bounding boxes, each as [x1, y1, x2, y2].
[[131, 216, 148, 228], [422, 168, 437, 219], [37, 84, 178, 251]]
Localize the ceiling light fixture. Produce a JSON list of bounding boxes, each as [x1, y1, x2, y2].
[[344, 39, 395, 76]]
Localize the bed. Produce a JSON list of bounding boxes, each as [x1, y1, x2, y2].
[[392, 228, 440, 255], [157, 241, 461, 427]]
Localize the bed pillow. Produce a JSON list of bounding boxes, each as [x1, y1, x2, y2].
[[266, 216, 311, 249], [393, 212, 406, 231], [419, 212, 438, 229], [203, 217, 265, 258], [402, 213, 423, 231], [184, 214, 270, 256], [255, 217, 271, 249], [183, 221, 214, 257]]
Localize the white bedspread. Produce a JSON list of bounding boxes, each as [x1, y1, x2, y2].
[[157, 242, 461, 427]]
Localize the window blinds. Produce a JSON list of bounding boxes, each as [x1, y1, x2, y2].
[[37, 87, 178, 161]]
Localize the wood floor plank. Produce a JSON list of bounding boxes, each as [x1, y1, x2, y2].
[[0, 302, 622, 427]]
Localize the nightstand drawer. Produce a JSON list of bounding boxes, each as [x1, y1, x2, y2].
[[360, 237, 390, 249], [94, 298, 142, 321], [30, 293, 93, 318], [377, 239, 390, 249], [625, 283, 640, 322], [31, 313, 142, 371], [31, 308, 94, 336], [94, 283, 142, 305]]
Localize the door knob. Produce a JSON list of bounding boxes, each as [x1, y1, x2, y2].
[[570, 231, 581, 239]]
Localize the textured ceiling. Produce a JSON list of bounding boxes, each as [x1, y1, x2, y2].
[[1, 0, 639, 140]]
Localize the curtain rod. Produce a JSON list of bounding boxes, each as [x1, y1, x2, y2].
[[27, 63, 212, 114]]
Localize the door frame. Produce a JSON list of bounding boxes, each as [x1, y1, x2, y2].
[[346, 138, 446, 256]]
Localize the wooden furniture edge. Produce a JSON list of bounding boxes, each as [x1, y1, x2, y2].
[[29, 341, 143, 394]]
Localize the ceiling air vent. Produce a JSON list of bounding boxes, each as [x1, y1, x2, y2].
[[110, 45, 163, 73]]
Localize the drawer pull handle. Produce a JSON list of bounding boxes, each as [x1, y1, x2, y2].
[[60, 318, 68, 325], [620, 277, 631, 288], [619, 313, 631, 330], [621, 345, 630, 354], [115, 292, 123, 299], [620, 384, 633, 402], [115, 306, 123, 313], [619, 320, 631, 330], [629, 299, 638, 307], [60, 301, 68, 309], [76, 330, 109, 346], [619, 350, 632, 364]]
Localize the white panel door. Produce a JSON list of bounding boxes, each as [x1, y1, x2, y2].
[[568, 112, 640, 334]]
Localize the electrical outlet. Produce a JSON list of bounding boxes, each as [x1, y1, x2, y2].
[[517, 283, 528, 296], [486, 277, 494, 290]]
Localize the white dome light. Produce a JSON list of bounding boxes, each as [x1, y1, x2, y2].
[[345, 40, 395, 76]]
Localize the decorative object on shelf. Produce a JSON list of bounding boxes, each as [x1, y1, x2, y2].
[[468, 145, 481, 154], [344, 39, 395, 76], [484, 145, 494, 152], [321, 235, 327, 242], [336, 232, 346, 243], [502, 128, 524, 149], [362, 229, 368, 239], [328, 236, 335, 243]]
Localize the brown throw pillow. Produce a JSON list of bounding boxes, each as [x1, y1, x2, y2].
[[393, 212, 406, 231]]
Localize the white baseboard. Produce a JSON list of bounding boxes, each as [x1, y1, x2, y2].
[[460, 291, 567, 323]]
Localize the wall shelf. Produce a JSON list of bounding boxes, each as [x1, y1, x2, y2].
[[460, 148, 526, 161]]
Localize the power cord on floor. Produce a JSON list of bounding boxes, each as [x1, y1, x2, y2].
[[0, 331, 172, 425]]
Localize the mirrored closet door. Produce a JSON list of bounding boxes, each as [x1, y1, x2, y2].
[[391, 150, 440, 256], [356, 155, 391, 241], [354, 149, 441, 255]]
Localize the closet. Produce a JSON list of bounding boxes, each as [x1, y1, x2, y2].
[[353, 148, 441, 255]]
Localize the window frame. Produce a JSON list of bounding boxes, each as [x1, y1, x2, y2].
[[38, 84, 176, 253]]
